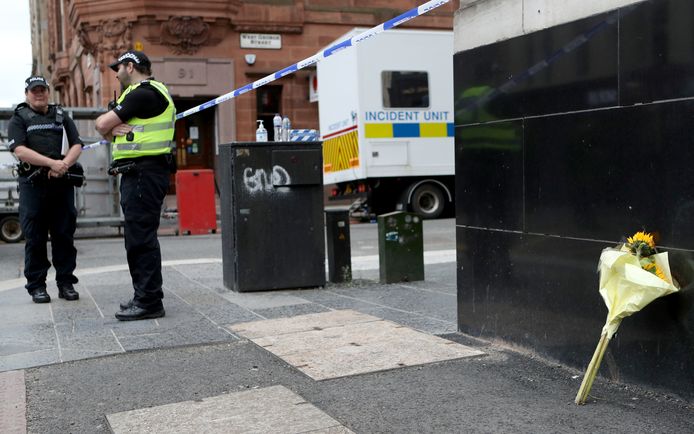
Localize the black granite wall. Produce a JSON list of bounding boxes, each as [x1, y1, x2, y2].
[[455, 0, 694, 399]]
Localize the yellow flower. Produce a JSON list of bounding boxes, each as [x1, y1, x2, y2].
[[639, 259, 669, 283], [655, 266, 667, 281], [627, 231, 655, 248]]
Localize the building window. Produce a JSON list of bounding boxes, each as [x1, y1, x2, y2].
[[256, 85, 282, 141], [382, 71, 429, 108]]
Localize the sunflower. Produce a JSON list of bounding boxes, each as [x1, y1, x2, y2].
[[627, 231, 655, 247], [655, 266, 667, 281], [643, 262, 668, 282], [637, 241, 669, 283], [642, 261, 666, 280], [626, 231, 656, 257]]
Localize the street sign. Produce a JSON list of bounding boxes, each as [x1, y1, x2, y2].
[[240, 33, 282, 49]]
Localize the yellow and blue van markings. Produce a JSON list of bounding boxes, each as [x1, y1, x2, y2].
[[323, 129, 359, 173], [364, 123, 454, 139]]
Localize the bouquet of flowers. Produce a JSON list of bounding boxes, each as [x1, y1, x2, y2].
[[575, 231, 679, 405]]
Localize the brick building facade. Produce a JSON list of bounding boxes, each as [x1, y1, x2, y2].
[[30, 0, 453, 171]]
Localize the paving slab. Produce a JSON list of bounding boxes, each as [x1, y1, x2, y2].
[[220, 290, 315, 311], [0, 349, 59, 372], [0, 370, 26, 434], [0, 287, 31, 305], [230, 310, 380, 339], [0, 300, 52, 327], [358, 306, 458, 335], [115, 316, 236, 351], [251, 302, 332, 320], [158, 284, 262, 325], [61, 348, 123, 363], [73, 317, 161, 334], [325, 284, 457, 322], [79, 271, 134, 288], [291, 287, 387, 312], [47, 283, 104, 319], [192, 303, 262, 326], [54, 322, 124, 354], [0, 323, 56, 355], [106, 385, 354, 434], [230, 310, 484, 380]]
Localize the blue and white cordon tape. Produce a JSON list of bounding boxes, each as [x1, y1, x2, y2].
[[289, 129, 320, 142], [83, 0, 451, 149], [82, 139, 110, 150], [176, 0, 451, 120]]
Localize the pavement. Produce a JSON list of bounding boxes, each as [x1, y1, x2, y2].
[[0, 219, 692, 433]]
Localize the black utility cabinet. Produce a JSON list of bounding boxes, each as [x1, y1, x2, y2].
[[325, 208, 352, 283], [219, 141, 325, 292]]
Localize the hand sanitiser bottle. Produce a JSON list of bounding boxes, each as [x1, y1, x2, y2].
[[256, 120, 268, 142], [281, 116, 291, 141], [273, 113, 282, 141]]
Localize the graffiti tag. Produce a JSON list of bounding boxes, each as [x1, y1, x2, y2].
[[243, 165, 291, 193]]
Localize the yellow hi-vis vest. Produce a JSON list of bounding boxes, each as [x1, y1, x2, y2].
[[112, 80, 176, 160]]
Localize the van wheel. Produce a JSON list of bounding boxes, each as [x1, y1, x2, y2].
[[0, 216, 23, 243], [411, 184, 445, 219]]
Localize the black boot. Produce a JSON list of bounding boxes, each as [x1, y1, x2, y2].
[[120, 298, 134, 310], [58, 283, 79, 301], [31, 288, 51, 303], [115, 305, 165, 321]]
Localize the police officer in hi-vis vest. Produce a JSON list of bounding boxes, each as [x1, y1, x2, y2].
[[8, 76, 82, 304], [95, 50, 176, 321]]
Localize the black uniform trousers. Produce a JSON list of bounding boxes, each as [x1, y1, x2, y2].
[[18, 176, 78, 293], [119, 156, 170, 310]]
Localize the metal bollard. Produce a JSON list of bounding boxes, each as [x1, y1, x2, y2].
[[377, 211, 424, 283], [325, 209, 352, 283]]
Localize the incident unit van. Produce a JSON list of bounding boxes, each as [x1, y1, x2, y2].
[[318, 28, 454, 218]]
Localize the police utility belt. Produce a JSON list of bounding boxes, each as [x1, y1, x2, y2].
[[17, 161, 85, 187], [108, 153, 177, 176]]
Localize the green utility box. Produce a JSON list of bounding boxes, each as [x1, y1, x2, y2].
[[377, 211, 424, 283]]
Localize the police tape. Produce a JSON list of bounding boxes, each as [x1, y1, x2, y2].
[[82, 0, 451, 150], [82, 139, 110, 150], [176, 0, 451, 120], [289, 129, 320, 142]]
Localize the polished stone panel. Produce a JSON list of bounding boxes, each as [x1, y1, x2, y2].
[[524, 100, 694, 248], [457, 229, 603, 349], [454, 12, 618, 125], [455, 120, 524, 231], [620, 0, 694, 105]]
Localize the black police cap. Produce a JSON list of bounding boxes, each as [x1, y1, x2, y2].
[[25, 76, 49, 91], [109, 50, 152, 72]]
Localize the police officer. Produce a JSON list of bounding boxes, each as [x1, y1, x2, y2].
[[95, 50, 176, 321], [7, 76, 82, 303]]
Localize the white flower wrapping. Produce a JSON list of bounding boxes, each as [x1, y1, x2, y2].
[[576, 240, 680, 405], [597, 248, 679, 339]]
